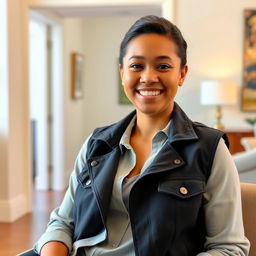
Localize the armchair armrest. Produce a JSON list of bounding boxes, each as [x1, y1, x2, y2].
[[233, 149, 256, 172]]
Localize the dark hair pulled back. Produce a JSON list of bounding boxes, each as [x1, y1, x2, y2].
[[119, 15, 187, 68]]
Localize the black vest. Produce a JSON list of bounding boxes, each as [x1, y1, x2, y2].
[[73, 103, 228, 256]]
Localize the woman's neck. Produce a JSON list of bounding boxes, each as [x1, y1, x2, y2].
[[133, 111, 171, 139]]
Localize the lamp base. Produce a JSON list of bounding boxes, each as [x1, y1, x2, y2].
[[214, 105, 225, 130], [214, 122, 225, 130]]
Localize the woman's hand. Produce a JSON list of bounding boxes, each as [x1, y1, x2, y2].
[[40, 241, 69, 256]]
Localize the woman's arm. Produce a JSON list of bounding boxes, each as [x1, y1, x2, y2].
[[34, 136, 91, 254], [200, 138, 250, 255], [40, 241, 69, 256]]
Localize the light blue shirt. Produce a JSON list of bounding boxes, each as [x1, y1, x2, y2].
[[34, 116, 250, 256]]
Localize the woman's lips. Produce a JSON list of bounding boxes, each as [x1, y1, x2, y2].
[[137, 89, 163, 96]]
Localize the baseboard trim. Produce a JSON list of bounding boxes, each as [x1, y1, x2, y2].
[[0, 193, 28, 222]]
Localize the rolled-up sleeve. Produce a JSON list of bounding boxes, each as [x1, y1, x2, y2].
[[34, 136, 91, 254], [198, 138, 250, 255]]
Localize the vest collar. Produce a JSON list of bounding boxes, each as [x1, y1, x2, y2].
[[91, 102, 198, 149], [168, 103, 198, 144]]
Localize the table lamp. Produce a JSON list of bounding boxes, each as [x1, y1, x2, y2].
[[200, 80, 237, 130]]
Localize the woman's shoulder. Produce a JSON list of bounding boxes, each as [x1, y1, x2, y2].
[[192, 121, 229, 149]]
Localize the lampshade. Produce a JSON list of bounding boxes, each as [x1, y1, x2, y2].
[[200, 81, 237, 106]]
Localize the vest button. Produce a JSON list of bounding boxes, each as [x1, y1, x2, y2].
[[85, 179, 91, 186], [179, 186, 188, 195], [90, 160, 98, 167], [174, 159, 181, 164]]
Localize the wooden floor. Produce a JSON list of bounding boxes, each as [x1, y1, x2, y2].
[[0, 188, 65, 256]]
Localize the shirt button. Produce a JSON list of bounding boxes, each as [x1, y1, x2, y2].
[[174, 159, 181, 164], [85, 179, 91, 186], [90, 160, 98, 167], [179, 186, 188, 195]]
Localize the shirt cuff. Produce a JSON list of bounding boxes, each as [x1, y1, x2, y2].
[[197, 250, 224, 256], [34, 230, 73, 254]]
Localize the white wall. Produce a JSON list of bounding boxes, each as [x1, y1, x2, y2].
[[62, 18, 87, 180], [175, 0, 256, 129], [0, 0, 9, 200], [0, 0, 31, 222]]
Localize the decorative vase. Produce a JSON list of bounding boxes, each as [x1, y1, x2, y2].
[[253, 123, 256, 137]]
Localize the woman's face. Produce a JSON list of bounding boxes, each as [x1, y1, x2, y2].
[[119, 33, 188, 118]]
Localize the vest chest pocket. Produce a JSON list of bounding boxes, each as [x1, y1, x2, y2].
[[158, 179, 205, 199]]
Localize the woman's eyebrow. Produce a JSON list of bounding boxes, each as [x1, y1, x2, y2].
[[128, 55, 172, 61], [156, 55, 172, 60], [128, 56, 145, 60]]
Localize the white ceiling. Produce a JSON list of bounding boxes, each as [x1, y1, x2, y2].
[[33, 5, 162, 18]]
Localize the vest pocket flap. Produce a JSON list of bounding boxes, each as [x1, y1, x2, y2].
[[158, 180, 205, 199]]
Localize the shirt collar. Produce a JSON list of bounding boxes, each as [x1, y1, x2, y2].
[[119, 115, 136, 151], [119, 116, 172, 153]]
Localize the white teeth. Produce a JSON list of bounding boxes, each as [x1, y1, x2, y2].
[[139, 90, 161, 96]]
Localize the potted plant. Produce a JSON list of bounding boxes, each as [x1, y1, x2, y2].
[[245, 118, 256, 136]]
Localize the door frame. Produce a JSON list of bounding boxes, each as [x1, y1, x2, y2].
[[29, 10, 64, 191]]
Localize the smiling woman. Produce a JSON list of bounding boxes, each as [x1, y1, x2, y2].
[[25, 15, 250, 256]]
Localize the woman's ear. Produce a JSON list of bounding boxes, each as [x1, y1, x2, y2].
[[179, 65, 188, 86], [119, 64, 124, 86]]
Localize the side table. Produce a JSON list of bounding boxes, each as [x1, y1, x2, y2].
[[225, 130, 254, 154]]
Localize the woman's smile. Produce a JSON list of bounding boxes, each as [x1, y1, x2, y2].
[[136, 88, 164, 97]]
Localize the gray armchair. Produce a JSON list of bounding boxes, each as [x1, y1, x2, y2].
[[233, 149, 256, 183]]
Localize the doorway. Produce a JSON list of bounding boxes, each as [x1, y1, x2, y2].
[[29, 11, 64, 191]]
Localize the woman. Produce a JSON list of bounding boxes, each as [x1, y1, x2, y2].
[[33, 15, 249, 256]]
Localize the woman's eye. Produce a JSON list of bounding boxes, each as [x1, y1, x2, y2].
[[129, 64, 143, 70], [157, 64, 171, 70]]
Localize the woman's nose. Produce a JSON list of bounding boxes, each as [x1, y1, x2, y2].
[[140, 68, 159, 84]]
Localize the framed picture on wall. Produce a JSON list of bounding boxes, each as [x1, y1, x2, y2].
[[118, 72, 131, 104], [118, 60, 131, 104], [71, 52, 84, 99], [241, 9, 256, 111]]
